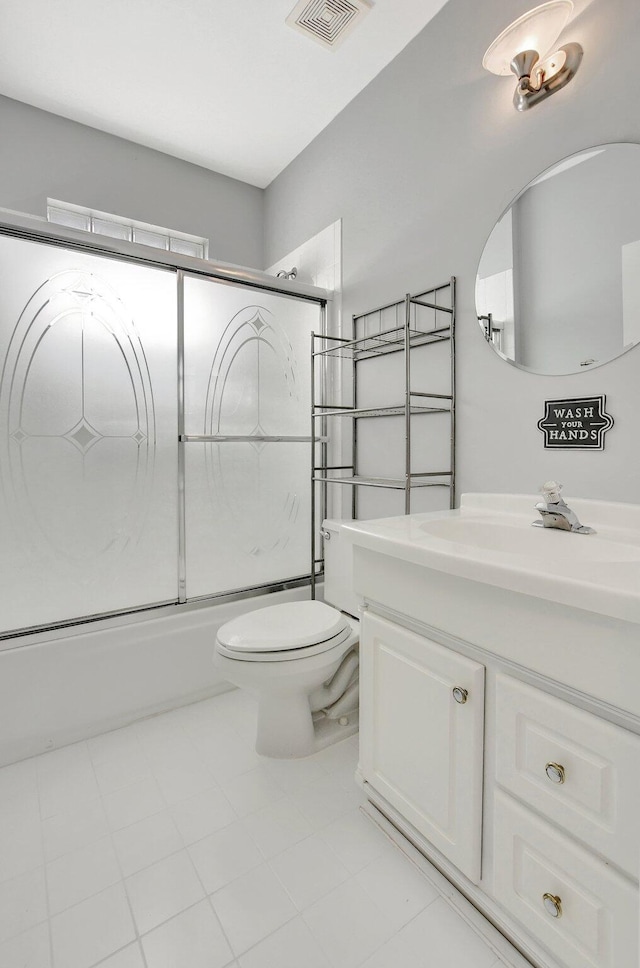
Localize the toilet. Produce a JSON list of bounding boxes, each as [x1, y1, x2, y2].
[[213, 520, 360, 758]]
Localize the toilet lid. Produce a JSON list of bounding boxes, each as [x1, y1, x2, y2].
[[216, 625, 357, 662], [218, 601, 347, 654]]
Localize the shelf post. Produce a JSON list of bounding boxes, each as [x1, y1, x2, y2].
[[450, 276, 456, 509], [404, 293, 412, 514], [310, 331, 316, 600], [352, 313, 358, 520], [321, 305, 328, 538]]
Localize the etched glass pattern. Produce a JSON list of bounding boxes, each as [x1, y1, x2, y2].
[[0, 236, 179, 634], [183, 276, 319, 597]]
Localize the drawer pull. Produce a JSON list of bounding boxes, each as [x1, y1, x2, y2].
[[452, 686, 468, 704], [545, 762, 566, 784], [542, 893, 563, 918]]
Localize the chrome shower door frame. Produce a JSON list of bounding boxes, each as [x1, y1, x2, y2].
[[0, 213, 329, 643]]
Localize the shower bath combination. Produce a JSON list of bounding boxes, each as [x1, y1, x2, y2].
[[0, 214, 359, 761]]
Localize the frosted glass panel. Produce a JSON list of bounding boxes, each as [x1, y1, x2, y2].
[[0, 235, 179, 634], [185, 442, 310, 595], [183, 276, 319, 597]]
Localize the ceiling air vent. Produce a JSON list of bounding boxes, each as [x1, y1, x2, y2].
[[286, 0, 373, 51]]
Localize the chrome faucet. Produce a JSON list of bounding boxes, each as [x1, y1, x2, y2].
[[532, 481, 595, 534]]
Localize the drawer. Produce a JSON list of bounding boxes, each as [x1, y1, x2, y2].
[[495, 674, 640, 877], [493, 791, 638, 968]]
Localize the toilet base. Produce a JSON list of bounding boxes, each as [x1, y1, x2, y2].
[[311, 709, 359, 753], [255, 692, 315, 758], [255, 690, 358, 758]]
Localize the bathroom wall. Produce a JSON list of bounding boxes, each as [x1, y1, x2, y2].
[[266, 220, 345, 519], [0, 95, 264, 268], [264, 0, 640, 506]]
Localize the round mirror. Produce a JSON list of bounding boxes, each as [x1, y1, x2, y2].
[[476, 143, 640, 375]]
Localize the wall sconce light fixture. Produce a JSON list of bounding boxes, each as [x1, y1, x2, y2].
[[483, 1, 582, 111]]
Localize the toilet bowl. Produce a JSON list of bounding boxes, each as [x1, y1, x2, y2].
[[213, 520, 361, 758]]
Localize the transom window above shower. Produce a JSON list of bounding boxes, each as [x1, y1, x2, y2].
[[46, 198, 209, 259]]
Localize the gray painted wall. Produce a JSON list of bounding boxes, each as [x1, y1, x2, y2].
[[264, 0, 640, 506], [0, 95, 264, 268]]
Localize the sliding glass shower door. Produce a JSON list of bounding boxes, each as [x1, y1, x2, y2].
[[182, 274, 321, 599], [0, 235, 179, 635], [0, 233, 324, 637]]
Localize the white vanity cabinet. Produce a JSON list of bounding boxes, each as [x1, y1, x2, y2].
[[347, 497, 640, 968], [359, 610, 640, 968], [359, 611, 485, 882]]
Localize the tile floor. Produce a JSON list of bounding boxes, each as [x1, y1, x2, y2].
[[0, 689, 518, 968]]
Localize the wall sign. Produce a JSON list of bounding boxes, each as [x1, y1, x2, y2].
[[537, 395, 613, 450]]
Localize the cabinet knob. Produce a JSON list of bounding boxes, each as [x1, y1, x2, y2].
[[452, 686, 468, 704], [545, 762, 565, 784], [542, 893, 562, 918]]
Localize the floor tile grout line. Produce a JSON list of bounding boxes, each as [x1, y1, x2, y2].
[[202, 895, 238, 968], [299, 906, 345, 968], [173, 750, 330, 964], [180, 817, 244, 964], [40, 792, 276, 922], [435, 890, 520, 968], [89, 734, 156, 802], [94, 894, 236, 968], [265, 830, 354, 916], [359, 805, 521, 968], [2, 702, 258, 965], [48, 837, 120, 905], [85, 743, 152, 968], [353, 891, 443, 968], [90, 938, 146, 968], [33, 744, 56, 968], [41, 738, 181, 921], [36, 773, 353, 955], [226, 908, 300, 965], [295, 852, 439, 968], [137, 700, 270, 950], [4, 695, 525, 968]]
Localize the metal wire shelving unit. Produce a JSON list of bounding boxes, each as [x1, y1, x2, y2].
[[310, 277, 456, 597]]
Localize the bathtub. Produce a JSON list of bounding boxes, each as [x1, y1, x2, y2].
[[0, 585, 313, 766]]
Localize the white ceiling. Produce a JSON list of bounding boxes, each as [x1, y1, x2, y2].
[[0, 0, 448, 189]]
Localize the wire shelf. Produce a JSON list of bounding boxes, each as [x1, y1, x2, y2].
[[312, 403, 450, 418], [313, 325, 451, 361], [310, 276, 456, 598], [313, 474, 452, 490]]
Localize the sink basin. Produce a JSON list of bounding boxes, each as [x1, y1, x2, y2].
[[418, 516, 640, 562], [344, 493, 640, 624]]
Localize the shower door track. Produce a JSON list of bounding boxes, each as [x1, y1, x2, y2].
[[0, 213, 330, 304], [0, 573, 316, 647]]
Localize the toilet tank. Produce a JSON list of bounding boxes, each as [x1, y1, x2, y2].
[[322, 519, 362, 618]]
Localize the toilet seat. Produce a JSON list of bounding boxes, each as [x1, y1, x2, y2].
[[216, 601, 353, 663], [216, 625, 355, 662]]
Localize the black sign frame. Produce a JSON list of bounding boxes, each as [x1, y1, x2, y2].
[[537, 395, 613, 450]]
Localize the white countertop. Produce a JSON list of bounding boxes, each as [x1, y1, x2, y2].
[[343, 494, 640, 625]]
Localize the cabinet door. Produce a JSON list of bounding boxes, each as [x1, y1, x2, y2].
[[360, 611, 485, 881]]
